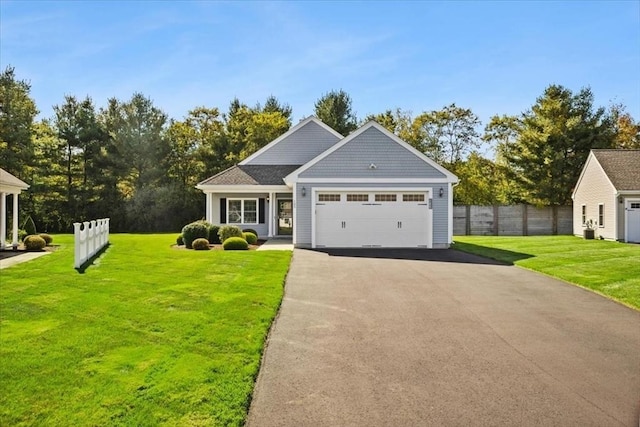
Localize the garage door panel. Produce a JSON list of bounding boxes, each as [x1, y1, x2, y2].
[[315, 191, 431, 248]]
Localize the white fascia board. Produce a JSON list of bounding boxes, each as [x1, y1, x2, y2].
[[196, 185, 291, 193], [296, 177, 454, 184], [239, 116, 343, 165], [0, 185, 28, 194], [285, 121, 458, 185]]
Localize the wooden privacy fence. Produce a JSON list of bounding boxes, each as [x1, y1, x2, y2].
[[73, 218, 110, 269], [453, 205, 572, 236]]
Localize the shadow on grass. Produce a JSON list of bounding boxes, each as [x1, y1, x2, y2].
[[313, 248, 509, 265], [451, 241, 534, 265], [75, 243, 111, 274]]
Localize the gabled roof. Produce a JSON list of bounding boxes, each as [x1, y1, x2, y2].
[[197, 165, 301, 187], [0, 168, 30, 192], [239, 116, 343, 165], [284, 120, 458, 184], [591, 149, 640, 191]]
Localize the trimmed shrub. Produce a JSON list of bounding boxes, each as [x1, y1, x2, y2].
[[176, 235, 184, 246], [242, 228, 258, 236], [208, 224, 221, 244], [218, 225, 244, 243], [22, 216, 37, 239], [222, 237, 248, 250], [38, 233, 53, 245], [192, 238, 210, 250], [24, 235, 46, 251], [181, 220, 210, 249], [243, 232, 258, 245]]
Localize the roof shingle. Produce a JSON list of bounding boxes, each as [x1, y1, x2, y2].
[[592, 149, 640, 191], [198, 165, 301, 186]]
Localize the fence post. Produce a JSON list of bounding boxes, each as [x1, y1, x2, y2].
[[522, 204, 528, 236], [552, 205, 558, 235], [73, 223, 82, 268], [493, 205, 499, 236]]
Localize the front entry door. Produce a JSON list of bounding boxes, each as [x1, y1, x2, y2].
[[278, 200, 293, 235]]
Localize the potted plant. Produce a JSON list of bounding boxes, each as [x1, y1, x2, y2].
[[583, 219, 595, 240]]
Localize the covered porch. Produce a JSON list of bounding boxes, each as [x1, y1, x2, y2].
[[0, 168, 30, 249]]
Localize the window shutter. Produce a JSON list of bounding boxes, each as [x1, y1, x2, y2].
[[220, 198, 226, 224], [258, 198, 265, 224]]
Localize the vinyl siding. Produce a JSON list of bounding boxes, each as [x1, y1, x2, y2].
[[573, 156, 618, 240], [245, 121, 341, 165], [295, 183, 451, 248], [299, 127, 446, 179]]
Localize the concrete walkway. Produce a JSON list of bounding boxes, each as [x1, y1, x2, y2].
[[0, 251, 51, 269], [257, 238, 293, 251], [248, 249, 640, 426]]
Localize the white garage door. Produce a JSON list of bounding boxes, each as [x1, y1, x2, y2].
[[314, 191, 432, 248]]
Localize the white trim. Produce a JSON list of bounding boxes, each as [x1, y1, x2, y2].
[[268, 192, 275, 237], [448, 182, 454, 245], [292, 184, 297, 245], [285, 121, 458, 185], [206, 193, 213, 223], [197, 185, 291, 193], [239, 116, 343, 165], [295, 177, 453, 184], [311, 186, 433, 249]]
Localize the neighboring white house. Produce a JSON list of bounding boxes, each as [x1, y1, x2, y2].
[[196, 117, 459, 248], [571, 149, 640, 243], [0, 168, 30, 248]]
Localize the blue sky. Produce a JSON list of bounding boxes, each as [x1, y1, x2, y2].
[[2, 0, 639, 126]]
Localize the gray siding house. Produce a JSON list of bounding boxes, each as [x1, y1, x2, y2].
[[571, 149, 640, 243], [197, 117, 458, 248]]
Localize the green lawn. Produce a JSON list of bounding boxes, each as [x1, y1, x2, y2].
[[0, 234, 291, 426], [453, 235, 640, 310]]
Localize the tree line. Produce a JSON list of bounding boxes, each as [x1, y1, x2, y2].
[[1, 66, 638, 233]]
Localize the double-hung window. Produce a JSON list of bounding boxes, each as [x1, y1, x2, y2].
[[581, 205, 586, 225], [598, 204, 604, 227], [228, 199, 258, 224]]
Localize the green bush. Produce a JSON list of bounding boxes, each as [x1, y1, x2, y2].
[[243, 232, 258, 245], [222, 237, 248, 251], [22, 216, 37, 238], [208, 224, 221, 244], [176, 235, 184, 246], [242, 228, 258, 236], [181, 220, 210, 249], [24, 235, 46, 251], [218, 225, 244, 243], [38, 233, 53, 245], [192, 238, 210, 250]]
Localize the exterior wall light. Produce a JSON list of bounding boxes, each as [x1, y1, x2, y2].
[[439, 187, 444, 198], [369, 163, 377, 170], [301, 187, 306, 197]]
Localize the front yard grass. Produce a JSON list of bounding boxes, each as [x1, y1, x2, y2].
[[0, 234, 291, 426], [453, 235, 640, 310]]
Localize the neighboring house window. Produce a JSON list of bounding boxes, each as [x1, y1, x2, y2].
[[375, 194, 397, 202], [347, 194, 368, 202], [403, 194, 425, 202], [581, 205, 586, 225], [228, 199, 258, 224], [319, 194, 340, 202], [598, 204, 604, 227]]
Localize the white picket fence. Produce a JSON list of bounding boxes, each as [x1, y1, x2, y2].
[[73, 218, 110, 269]]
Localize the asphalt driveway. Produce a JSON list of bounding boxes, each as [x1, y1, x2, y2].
[[247, 249, 640, 426]]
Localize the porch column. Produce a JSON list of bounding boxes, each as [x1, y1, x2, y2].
[[12, 192, 19, 245], [206, 192, 212, 223], [0, 192, 6, 248], [268, 191, 275, 237]]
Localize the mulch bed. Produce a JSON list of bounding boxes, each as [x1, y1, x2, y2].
[[0, 245, 59, 260], [172, 240, 265, 251]]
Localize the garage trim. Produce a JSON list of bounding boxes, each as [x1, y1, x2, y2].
[[311, 187, 433, 248]]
